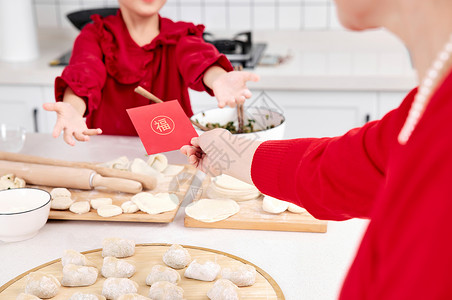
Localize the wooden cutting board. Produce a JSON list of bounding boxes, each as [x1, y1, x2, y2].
[[34, 165, 197, 223], [0, 243, 284, 299], [184, 175, 328, 233]]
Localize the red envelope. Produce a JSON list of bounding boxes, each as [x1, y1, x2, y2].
[[126, 100, 198, 154]]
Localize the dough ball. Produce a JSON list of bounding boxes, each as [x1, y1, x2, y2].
[[184, 259, 221, 282], [102, 278, 139, 300], [121, 201, 139, 214], [131, 192, 179, 215], [130, 158, 161, 177], [50, 196, 74, 210], [61, 264, 98, 287], [117, 293, 151, 300], [50, 187, 71, 199], [145, 265, 181, 286], [101, 257, 136, 278], [16, 293, 41, 300], [148, 281, 183, 300], [91, 198, 113, 209], [185, 198, 240, 223], [287, 203, 307, 214], [162, 244, 191, 269], [220, 264, 256, 287], [69, 201, 91, 214], [207, 279, 239, 300], [24, 271, 60, 299], [99, 156, 130, 171], [102, 237, 135, 258], [61, 249, 93, 267], [161, 165, 184, 177], [146, 154, 168, 172], [97, 204, 123, 217], [262, 195, 290, 214], [69, 292, 106, 300]]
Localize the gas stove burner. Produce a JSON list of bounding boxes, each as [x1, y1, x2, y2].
[[203, 31, 266, 69]]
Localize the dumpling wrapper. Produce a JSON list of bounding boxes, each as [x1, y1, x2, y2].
[[185, 198, 240, 223], [212, 174, 257, 191], [262, 195, 290, 214], [206, 184, 261, 202], [131, 192, 179, 215]]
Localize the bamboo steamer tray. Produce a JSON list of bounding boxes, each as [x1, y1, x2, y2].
[[185, 175, 328, 233], [0, 243, 284, 299], [34, 165, 197, 223]]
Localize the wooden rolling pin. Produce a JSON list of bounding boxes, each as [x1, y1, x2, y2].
[[0, 151, 157, 190], [0, 160, 142, 194]]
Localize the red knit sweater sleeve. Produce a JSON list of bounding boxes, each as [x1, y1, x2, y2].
[[250, 91, 414, 221], [54, 23, 107, 117]]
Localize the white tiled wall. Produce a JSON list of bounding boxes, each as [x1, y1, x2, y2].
[[33, 0, 342, 31]]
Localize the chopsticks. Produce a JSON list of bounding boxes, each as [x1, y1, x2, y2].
[[134, 86, 210, 131]]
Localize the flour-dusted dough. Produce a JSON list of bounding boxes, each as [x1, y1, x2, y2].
[[102, 238, 135, 258], [24, 272, 60, 299], [102, 257, 136, 278], [50, 187, 71, 198], [69, 292, 106, 300], [0, 174, 26, 190], [207, 279, 239, 300], [146, 154, 168, 172], [102, 278, 139, 300], [61, 264, 98, 287], [162, 244, 191, 269], [287, 203, 307, 214], [98, 205, 123, 217], [99, 156, 130, 171], [69, 201, 91, 214], [184, 259, 221, 282], [51, 197, 75, 210], [121, 201, 139, 214], [262, 195, 290, 214], [145, 265, 181, 286], [131, 192, 179, 215], [220, 264, 256, 287], [61, 249, 94, 267], [16, 293, 40, 300], [91, 198, 113, 209], [161, 165, 184, 177], [117, 294, 151, 300], [185, 198, 240, 223], [148, 281, 183, 300], [130, 158, 161, 177]]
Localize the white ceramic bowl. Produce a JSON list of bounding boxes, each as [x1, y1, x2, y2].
[[0, 188, 51, 242], [0, 123, 26, 152], [191, 106, 285, 141]]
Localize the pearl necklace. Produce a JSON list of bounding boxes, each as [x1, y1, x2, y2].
[[398, 34, 452, 144]]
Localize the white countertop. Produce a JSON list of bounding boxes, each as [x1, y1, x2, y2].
[[0, 133, 369, 300], [0, 28, 417, 92]]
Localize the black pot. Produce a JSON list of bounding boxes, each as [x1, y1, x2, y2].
[[67, 8, 119, 30]]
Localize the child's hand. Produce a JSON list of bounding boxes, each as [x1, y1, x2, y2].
[[43, 102, 102, 146], [211, 71, 260, 108]]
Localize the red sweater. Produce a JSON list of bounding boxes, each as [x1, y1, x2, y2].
[[55, 11, 232, 135], [251, 69, 452, 299]]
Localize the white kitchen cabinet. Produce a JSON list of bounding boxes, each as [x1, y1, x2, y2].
[[376, 91, 408, 119]]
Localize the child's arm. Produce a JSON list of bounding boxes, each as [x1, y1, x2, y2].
[[203, 66, 260, 108], [42, 87, 102, 146]]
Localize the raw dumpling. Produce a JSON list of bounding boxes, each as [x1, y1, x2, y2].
[[207, 279, 239, 300], [102, 238, 135, 258], [220, 264, 256, 287], [184, 259, 221, 282], [61, 264, 98, 287], [102, 257, 136, 278], [131, 192, 179, 215], [117, 294, 151, 300], [161, 165, 184, 177], [0, 174, 25, 190], [262, 195, 290, 214], [69, 201, 91, 214], [145, 265, 181, 286], [97, 205, 123, 217], [287, 203, 307, 214], [146, 154, 168, 172], [99, 156, 130, 171], [69, 292, 106, 300], [102, 278, 139, 300], [162, 244, 191, 269], [50, 187, 71, 198], [91, 198, 113, 209], [24, 272, 60, 299], [130, 158, 161, 177], [148, 281, 183, 300], [185, 198, 240, 223], [16, 293, 40, 300], [61, 249, 93, 267], [121, 201, 139, 214]]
